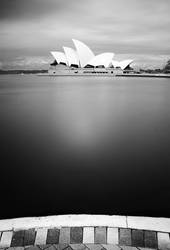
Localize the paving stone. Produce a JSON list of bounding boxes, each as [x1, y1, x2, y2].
[[55, 244, 69, 250], [85, 244, 104, 250], [131, 229, 144, 247], [7, 248, 24, 250], [0, 231, 13, 248], [11, 231, 25, 247], [83, 228, 94, 244], [59, 228, 70, 244], [46, 229, 60, 244], [144, 231, 157, 249], [51, 246, 58, 250], [35, 229, 48, 245], [25, 246, 40, 250], [38, 244, 52, 250], [64, 246, 72, 250], [102, 244, 121, 250], [107, 228, 119, 244], [7, 247, 24, 250], [70, 228, 83, 244], [119, 229, 131, 246], [158, 232, 170, 250], [24, 229, 36, 246], [94, 227, 106, 244], [138, 248, 158, 250], [44, 246, 57, 250], [120, 247, 138, 250], [69, 244, 86, 250]]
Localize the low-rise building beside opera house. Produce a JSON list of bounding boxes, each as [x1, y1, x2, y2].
[[48, 39, 134, 76]]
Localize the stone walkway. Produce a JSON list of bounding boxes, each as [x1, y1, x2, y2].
[[0, 227, 170, 249], [0, 216, 170, 250]]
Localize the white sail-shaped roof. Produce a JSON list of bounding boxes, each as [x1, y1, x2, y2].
[[87, 53, 114, 68], [63, 47, 79, 67], [119, 59, 133, 70], [72, 39, 95, 68], [112, 60, 121, 68], [112, 59, 133, 69], [50, 51, 68, 65]]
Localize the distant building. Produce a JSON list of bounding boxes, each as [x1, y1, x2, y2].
[[50, 39, 134, 71]]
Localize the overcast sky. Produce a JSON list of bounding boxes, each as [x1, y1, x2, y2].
[[0, 0, 170, 69]]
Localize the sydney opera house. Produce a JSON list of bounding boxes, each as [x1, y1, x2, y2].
[[49, 39, 134, 75]]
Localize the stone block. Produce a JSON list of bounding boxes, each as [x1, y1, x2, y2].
[[85, 244, 104, 250], [107, 228, 119, 244], [59, 228, 70, 244], [138, 248, 157, 250], [70, 227, 83, 244], [25, 246, 40, 250], [83, 227, 94, 244], [131, 229, 144, 247], [46, 229, 60, 244], [64, 246, 73, 250], [11, 230, 25, 247], [35, 228, 47, 245], [94, 227, 106, 244], [120, 247, 138, 250], [24, 229, 36, 246], [55, 243, 69, 250], [69, 244, 86, 250], [38, 244, 52, 250], [44, 246, 57, 250], [119, 229, 131, 246], [127, 216, 170, 233], [7, 247, 24, 250], [158, 232, 170, 250], [0, 231, 13, 248], [101, 244, 121, 250], [144, 231, 157, 249]]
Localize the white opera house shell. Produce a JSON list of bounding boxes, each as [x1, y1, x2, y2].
[[49, 39, 134, 75]]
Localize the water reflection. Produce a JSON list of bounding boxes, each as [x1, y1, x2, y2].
[[52, 84, 118, 149], [0, 75, 170, 218]]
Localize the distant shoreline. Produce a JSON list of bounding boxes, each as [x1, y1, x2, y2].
[[0, 70, 48, 75], [38, 73, 170, 78], [0, 70, 170, 78], [117, 73, 170, 78]]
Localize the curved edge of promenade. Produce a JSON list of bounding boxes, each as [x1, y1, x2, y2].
[[0, 215, 170, 249]]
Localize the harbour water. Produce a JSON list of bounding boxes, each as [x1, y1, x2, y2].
[[0, 75, 170, 219]]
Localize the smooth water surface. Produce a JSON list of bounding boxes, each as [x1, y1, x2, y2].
[[0, 75, 170, 218]]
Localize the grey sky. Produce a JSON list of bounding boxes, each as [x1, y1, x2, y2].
[[0, 0, 170, 69]]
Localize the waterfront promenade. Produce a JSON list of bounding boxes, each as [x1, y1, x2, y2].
[[0, 215, 170, 250], [38, 72, 170, 78]]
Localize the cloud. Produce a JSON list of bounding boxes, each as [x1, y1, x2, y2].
[[0, 61, 3, 69], [0, 0, 170, 65], [115, 54, 170, 70], [0, 0, 66, 21], [1, 56, 51, 70]]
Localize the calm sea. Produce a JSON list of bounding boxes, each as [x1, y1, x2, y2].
[[0, 75, 170, 219]]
